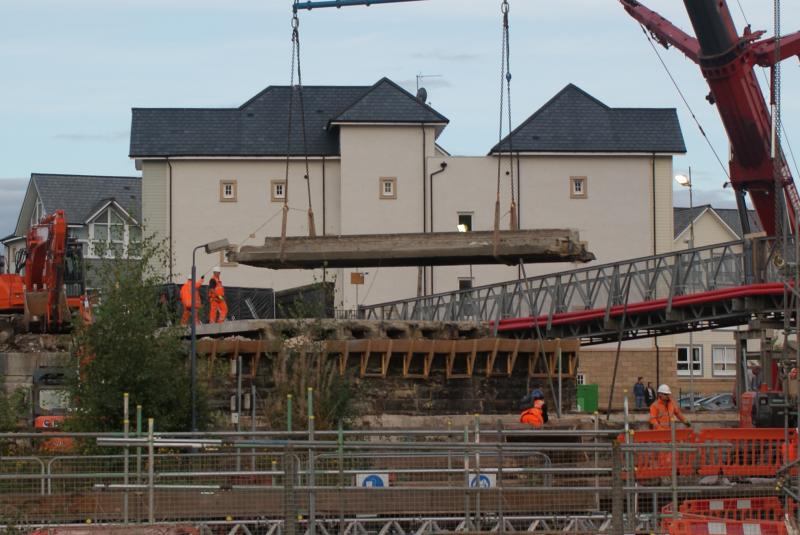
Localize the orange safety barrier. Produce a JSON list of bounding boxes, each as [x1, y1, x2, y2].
[[622, 429, 696, 480], [697, 428, 797, 477], [668, 519, 787, 535], [663, 498, 793, 522]]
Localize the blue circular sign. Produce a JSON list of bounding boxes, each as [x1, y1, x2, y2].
[[470, 475, 491, 488], [362, 475, 386, 488]]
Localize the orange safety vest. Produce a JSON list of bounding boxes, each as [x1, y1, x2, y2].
[[212, 274, 225, 297], [649, 398, 683, 430], [520, 399, 545, 428], [180, 280, 202, 309]]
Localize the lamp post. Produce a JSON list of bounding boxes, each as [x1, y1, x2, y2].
[[190, 238, 230, 431], [675, 169, 694, 411]]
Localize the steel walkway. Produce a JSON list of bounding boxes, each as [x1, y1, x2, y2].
[[359, 237, 794, 345]]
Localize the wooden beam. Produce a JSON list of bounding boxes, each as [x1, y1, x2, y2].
[[231, 229, 594, 269]]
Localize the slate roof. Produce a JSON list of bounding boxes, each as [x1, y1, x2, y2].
[[130, 78, 448, 158], [31, 174, 141, 225], [674, 205, 762, 239], [491, 84, 686, 154]]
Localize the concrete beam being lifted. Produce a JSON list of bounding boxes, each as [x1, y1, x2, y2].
[[230, 229, 594, 269]]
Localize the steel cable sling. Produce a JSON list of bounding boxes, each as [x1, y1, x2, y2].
[[280, 7, 318, 261], [494, 0, 517, 257]]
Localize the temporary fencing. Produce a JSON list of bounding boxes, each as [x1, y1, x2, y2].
[[0, 424, 794, 534]]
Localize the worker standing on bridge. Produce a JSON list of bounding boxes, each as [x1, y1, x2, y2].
[[208, 266, 227, 323], [180, 275, 204, 325], [649, 384, 690, 430], [520, 389, 548, 428]]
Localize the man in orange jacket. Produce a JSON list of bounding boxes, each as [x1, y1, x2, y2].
[[649, 384, 691, 430], [208, 267, 228, 323], [180, 276, 204, 325], [520, 389, 548, 428]]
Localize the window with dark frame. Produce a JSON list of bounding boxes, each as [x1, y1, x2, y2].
[[677, 345, 702, 376], [457, 213, 473, 232]]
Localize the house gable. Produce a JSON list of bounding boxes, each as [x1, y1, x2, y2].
[[491, 84, 686, 154]]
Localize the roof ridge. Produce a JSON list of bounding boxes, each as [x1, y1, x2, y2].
[[331, 77, 448, 124], [32, 173, 141, 180], [489, 83, 608, 154]]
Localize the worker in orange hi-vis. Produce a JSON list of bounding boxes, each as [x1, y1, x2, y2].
[[180, 275, 204, 325], [208, 266, 228, 323], [520, 389, 548, 428], [649, 384, 691, 430]]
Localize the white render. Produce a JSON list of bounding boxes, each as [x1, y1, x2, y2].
[[137, 121, 677, 313]]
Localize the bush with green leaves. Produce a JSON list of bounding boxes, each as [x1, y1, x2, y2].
[[68, 236, 207, 432]]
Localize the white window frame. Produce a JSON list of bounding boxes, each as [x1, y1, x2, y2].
[[457, 212, 474, 232], [87, 206, 140, 259], [711, 345, 737, 377], [676, 345, 703, 377], [570, 176, 588, 199], [220, 180, 237, 202], [271, 180, 286, 202], [576, 372, 586, 385], [379, 177, 397, 199]]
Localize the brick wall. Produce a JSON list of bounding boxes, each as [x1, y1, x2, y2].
[[578, 348, 678, 410]]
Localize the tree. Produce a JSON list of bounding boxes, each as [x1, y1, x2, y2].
[[68, 237, 206, 432]]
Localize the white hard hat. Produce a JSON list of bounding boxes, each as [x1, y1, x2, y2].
[[657, 384, 672, 395], [212, 266, 221, 273]]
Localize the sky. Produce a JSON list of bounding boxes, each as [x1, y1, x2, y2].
[[1, 0, 799, 238]]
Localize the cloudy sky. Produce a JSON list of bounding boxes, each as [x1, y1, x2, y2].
[[1, 0, 799, 237]]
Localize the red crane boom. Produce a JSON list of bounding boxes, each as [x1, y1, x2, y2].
[[620, 0, 800, 236]]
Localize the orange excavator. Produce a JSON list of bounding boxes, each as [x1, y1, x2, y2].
[[0, 209, 87, 333]]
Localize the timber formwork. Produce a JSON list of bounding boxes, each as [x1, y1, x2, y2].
[[196, 336, 578, 381]]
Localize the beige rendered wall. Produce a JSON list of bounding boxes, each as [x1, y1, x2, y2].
[[139, 133, 678, 312], [667, 209, 741, 392], [336, 125, 435, 308], [165, 158, 340, 299]]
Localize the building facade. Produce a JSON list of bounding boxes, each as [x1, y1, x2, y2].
[[129, 79, 685, 312], [1, 173, 142, 286]]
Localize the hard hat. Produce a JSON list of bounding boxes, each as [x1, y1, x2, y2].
[[212, 266, 221, 273], [531, 389, 544, 399], [657, 384, 672, 395]]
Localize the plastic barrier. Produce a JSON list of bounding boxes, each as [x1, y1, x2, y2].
[[663, 498, 792, 522], [697, 428, 797, 477], [623, 429, 696, 480], [667, 519, 787, 535]]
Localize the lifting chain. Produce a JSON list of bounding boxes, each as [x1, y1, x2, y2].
[[494, 0, 515, 255], [280, 11, 316, 260]]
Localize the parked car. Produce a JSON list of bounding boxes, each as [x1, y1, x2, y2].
[[696, 393, 736, 411]]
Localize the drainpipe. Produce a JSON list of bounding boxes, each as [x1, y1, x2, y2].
[[429, 161, 448, 293], [421, 124, 428, 294], [651, 153, 657, 255], [322, 156, 326, 236], [167, 158, 173, 283]]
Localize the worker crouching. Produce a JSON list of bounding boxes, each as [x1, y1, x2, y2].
[[520, 389, 548, 428]]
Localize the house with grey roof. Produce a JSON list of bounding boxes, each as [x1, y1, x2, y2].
[[129, 78, 685, 311], [1, 173, 141, 283]]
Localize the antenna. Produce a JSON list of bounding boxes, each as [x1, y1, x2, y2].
[[416, 73, 443, 92]]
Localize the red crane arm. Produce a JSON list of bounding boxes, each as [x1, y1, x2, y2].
[[619, 0, 701, 63], [620, 0, 799, 236], [752, 31, 800, 66]]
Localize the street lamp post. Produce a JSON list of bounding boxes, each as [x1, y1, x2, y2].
[[675, 169, 695, 411], [190, 238, 230, 432]]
